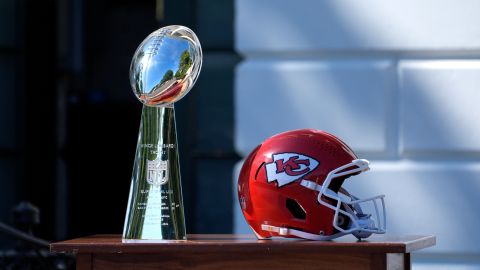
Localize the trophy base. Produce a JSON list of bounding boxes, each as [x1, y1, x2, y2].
[[123, 105, 187, 241], [122, 238, 187, 244]]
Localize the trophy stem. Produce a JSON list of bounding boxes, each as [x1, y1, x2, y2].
[[123, 104, 187, 241]]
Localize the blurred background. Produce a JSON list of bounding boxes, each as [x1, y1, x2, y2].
[[0, 0, 239, 267], [1, 0, 480, 269]]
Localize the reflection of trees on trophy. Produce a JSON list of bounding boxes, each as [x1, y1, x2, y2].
[[160, 70, 174, 85], [174, 50, 192, 80]]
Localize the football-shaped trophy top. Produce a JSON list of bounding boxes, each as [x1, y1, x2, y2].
[[130, 25, 202, 106]]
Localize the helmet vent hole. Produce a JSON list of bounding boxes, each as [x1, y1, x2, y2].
[[286, 198, 306, 220]]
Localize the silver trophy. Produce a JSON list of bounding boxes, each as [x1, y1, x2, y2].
[[123, 25, 202, 241]]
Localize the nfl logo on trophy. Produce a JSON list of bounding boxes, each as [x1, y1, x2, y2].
[[147, 158, 169, 186]]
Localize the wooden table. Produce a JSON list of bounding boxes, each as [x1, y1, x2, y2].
[[50, 234, 435, 270]]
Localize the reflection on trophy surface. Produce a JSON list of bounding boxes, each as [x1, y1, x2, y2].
[[123, 25, 202, 241], [130, 25, 201, 106]]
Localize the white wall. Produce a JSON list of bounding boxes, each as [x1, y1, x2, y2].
[[233, 0, 480, 268]]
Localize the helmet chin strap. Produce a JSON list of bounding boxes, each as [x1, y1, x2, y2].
[[261, 224, 346, 241]]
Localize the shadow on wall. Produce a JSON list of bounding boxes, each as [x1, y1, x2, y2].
[[234, 0, 480, 264]]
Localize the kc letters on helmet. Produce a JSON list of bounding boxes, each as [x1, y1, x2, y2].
[[238, 129, 386, 241]]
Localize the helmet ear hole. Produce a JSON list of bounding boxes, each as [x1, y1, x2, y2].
[[335, 205, 351, 231], [286, 198, 306, 220], [336, 215, 346, 227]]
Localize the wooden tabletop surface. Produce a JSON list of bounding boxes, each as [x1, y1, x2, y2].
[[50, 234, 435, 254]]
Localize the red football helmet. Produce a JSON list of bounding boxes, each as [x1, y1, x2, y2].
[[238, 129, 386, 240]]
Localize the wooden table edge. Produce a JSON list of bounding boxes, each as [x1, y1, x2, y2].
[[50, 234, 436, 255]]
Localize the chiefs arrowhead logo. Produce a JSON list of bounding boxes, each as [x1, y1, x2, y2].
[[265, 153, 319, 187]]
